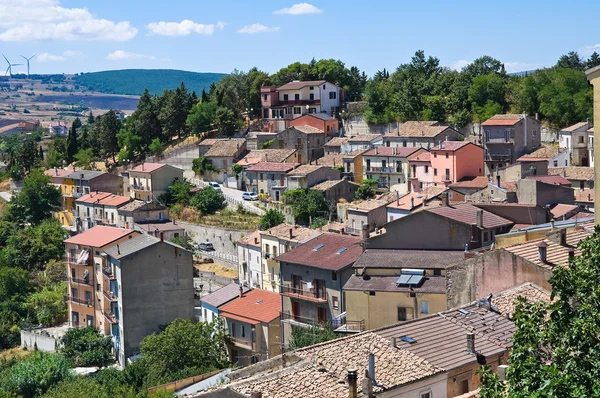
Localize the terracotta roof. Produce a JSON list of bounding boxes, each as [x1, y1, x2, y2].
[[427, 203, 514, 229], [204, 139, 246, 157], [275, 233, 362, 271], [492, 282, 551, 317], [237, 230, 261, 248], [297, 113, 335, 121], [548, 166, 594, 181], [324, 137, 348, 147], [277, 80, 326, 90], [353, 249, 465, 269], [517, 146, 562, 162], [386, 187, 446, 210], [129, 163, 165, 173], [348, 198, 389, 212], [450, 176, 490, 189], [500, 181, 517, 192], [551, 204, 579, 219], [363, 146, 421, 157], [261, 223, 321, 243], [118, 200, 151, 212], [374, 303, 515, 371], [387, 121, 460, 138], [287, 164, 325, 176], [201, 283, 249, 308], [502, 229, 591, 270], [44, 168, 72, 178], [561, 122, 590, 132], [198, 138, 218, 146], [588, 127, 594, 133], [64, 225, 137, 247], [245, 162, 298, 173], [136, 221, 184, 232], [292, 125, 324, 134], [481, 114, 524, 126], [575, 188, 594, 203], [527, 175, 572, 186], [430, 140, 473, 151], [311, 179, 346, 191], [76, 191, 130, 207], [237, 149, 297, 166], [219, 289, 281, 323], [347, 134, 382, 143], [569, 211, 594, 221], [408, 151, 431, 162], [343, 274, 446, 293], [312, 154, 344, 168]]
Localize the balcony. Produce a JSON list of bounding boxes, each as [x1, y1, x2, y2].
[[65, 295, 92, 307], [229, 336, 254, 350], [63, 190, 84, 198], [280, 286, 328, 303], [103, 290, 117, 302], [485, 149, 512, 161], [102, 267, 116, 280], [332, 312, 365, 333], [103, 311, 118, 324], [366, 166, 403, 173], [280, 311, 328, 327], [279, 99, 320, 106], [485, 137, 514, 144], [69, 277, 92, 287], [64, 256, 91, 266], [132, 185, 150, 192]]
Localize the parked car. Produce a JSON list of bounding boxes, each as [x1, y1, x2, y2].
[[208, 182, 222, 191], [198, 242, 215, 251], [242, 191, 258, 201]]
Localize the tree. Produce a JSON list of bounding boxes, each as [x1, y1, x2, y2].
[[127, 89, 162, 152], [139, 318, 228, 386], [6, 169, 62, 227], [283, 189, 329, 226], [288, 323, 339, 350], [214, 106, 241, 137], [586, 52, 600, 69], [26, 283, 67, 327], [169, 235, 195, 251], [354, 178, 378, 200], [45, 136, 68, 169], [66, 119, 80, 163], [468, 73, 506, 122], [116, 126, 142, 162], [42, 377, 109, 398], [97, 110, 121, 162], [192, 157, 218, 175], [190, 187, 225, 215], [186, 101, 217, 136], [60, 326, 114, 367], [231, 163, 242, 180], [149, 138, 164, 156], [15, 137, 40, 173], [42, 259, 67, 287], [0, 266, 34, 348], [161, 179, 194, 207], [259, 209, 285, 230], [463, 56, 504, 77], [556, 50, 585, 71], [0, 351, 71, 397], [73, 148, 95, 170], [87, 110, 95, 124]]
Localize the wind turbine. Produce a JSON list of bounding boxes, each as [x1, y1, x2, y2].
[[3, 55, 22, 89], [20, 54, 35, 79]]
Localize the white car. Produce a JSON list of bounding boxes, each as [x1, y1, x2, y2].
[[242, 192, 258, 201], [207, 182, 222, 191], [198, 242, 215, 251]]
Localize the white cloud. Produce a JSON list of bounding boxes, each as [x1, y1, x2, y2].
[[274, 3, 323, 15], [146, 20, 225, 36], [504, 62, 538, 73], [238, 24, 280, 34], [0, 0, 137, 42], [37, 52, 65, 62], [451, 59, 471, 71], [62, 50, 83, 57], [106, 50, 156, 61], [580, 44, 600, 57]]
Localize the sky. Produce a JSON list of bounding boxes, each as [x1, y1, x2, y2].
[[1, 0, 599, 76]]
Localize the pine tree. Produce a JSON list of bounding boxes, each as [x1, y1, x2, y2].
[[87, 111, 94, 124], [38, 145, 43, 160], [201, 88, 209, 103], [129, 89, 162, 152], [66, 127, 78, 163]]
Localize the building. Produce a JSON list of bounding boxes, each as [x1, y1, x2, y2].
[[323, 137, 349, 154], [344, 249, 465, 330], [517, 146, 569, 169], [276, 233, 363, 341], [286, 164, 341, 190], [310, 153, 345, 170], [102, 233, 194, 367], [548, 166, 594, 190], [244, 162, 299, 201], [347, 134, 384, 151], [202, 139, 247, 173], [408, 149, 433, 192], [383, 120, 464, 149], [75, 191, 131, 231], [237, 231, 262, 289], [135, 220, 186, 241], [127, 163, 183, 202], [430, 141, 485, 187], [386, 186, 446, 222], [117, 200, 170, 230], [261, 80, 343, 132], [481, 114, 541, 174], [198, 138, 218, 157], [587, 126, 595, 168], [273, 125, 328, 163], [585, 65, 600, 225], [340, 149, 366, 184], [449, 176, 490, 200], [558, 122, 592, 166], [199, 283, 249, 324], [236, 148, 299, 168], [311, 179, 358, 203], [550, 203, 581, 221], [346, 198, 390, 235], [45, 168, 78, 227], [48, 121, 68, 135], [259, 224, 321, 292], [362, 146, 425, 193], [219, 289, 282, 366], [288, 113, 339, 136], [574, 188, 594, 212]]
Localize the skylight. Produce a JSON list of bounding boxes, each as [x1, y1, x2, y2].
[[458, 309, 471, 316], [400, 336, 416, 344], [336, 247, 347, 254], [313, 244, 324, 251]]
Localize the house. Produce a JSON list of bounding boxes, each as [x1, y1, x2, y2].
[[199, 283, 249, 324], [430, 141, 485, 187], [550, 203, 581, 221], [586, 65, 600, 225], [75, 191, 130, 231], [310, 153, 345, 170], [386, 186, 446, 222], [237, 231, 262, 289], [408, 150, 433, 192], [236, 148, 299, 168], [548, 166, 594, 190], [517, 146, 569, 169], [117, 200, 169, 230], [288, 113, 339, 136], [261, 80, 343, 132], [198, 138, 218, 157], [323, 137, 349, 154], [344, 249, 465, 330], [490, 161, 548, 184], [341, 149, 366, 184], [449, 176, 490, 200], [362, 146, 425, 193], [45, 168, 78, 227], [219, 289, 282, 366], [48, 121, 68, 135], [244, 162, 299, 201], [472, 203, 550, 227], [134, 220, 185, 241], [113, 110, 126, 120], [102, 233, 194, 367], [481, 114, 541, 174], [273, 125, 328, 163], [558, 122, 591, 166], [527, 175, 572, 187], [370, 199, 514, 250], [383, 120, 464, 149], [347, 134, 383, 151], [574, 188, 594, 211], [276, 233, 363, 341], [202, 139, 247, 173], [346, 198, 390, 235], [127, 163, 184, 202], [311, 179, 358, 203], [259, 224, 321, 292], [286, 164, 341, 190]]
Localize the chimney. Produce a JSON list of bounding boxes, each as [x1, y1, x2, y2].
[[441, 191, 449, 207], [160, 232, 164, 242], [254, 236, 258, 244], [80, 173, 84, 179], [466, 333, 475, 353], [239, 285, 244, 298], [54, 167, 58, 176], [368, 353, 375, 382], [588, 193, 592, 201], [439, 141, 442, 150], [251, 392, 262, 398], [142, 163, 144, 171], [476, 209, 484, 228], [389, 337, 396, 348], [361, 224, 369, 240], [550, 220, 555, 231], [289, 228, 293, 239], [375, 146, 378, 155], [396, 190, 399, 205], [445, 136, 448, 142], [410, 197, 414, 208], [347, 369, 358, 398], [537, 241, 548, 263], [559, 229, 567, 246]]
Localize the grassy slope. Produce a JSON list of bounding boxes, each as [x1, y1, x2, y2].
[[74, 69, 227, 96]]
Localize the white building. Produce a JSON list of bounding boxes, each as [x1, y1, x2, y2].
[[558, 122, 592, 166], [199, 283, 249, 324], [237, 231, 263, 289]]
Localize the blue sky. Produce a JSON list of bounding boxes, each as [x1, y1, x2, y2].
[[1, 0, 599, 76]]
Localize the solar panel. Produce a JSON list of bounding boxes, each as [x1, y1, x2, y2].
[[336, 247, 347, 254], [400, 336, 416, 344], [458, 309, 471, 316], [396, 275, 412, 285], [406, 275, 425, 285], [313, 244, 324, 251]]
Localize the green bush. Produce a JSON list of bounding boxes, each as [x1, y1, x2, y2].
[[60, 326, 113, 367], [259, 209, 285, 230], [190, 187, 226, 215], [0, 351, 71, 397]]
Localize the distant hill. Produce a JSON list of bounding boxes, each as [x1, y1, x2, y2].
[[73, 69, 227, 96]]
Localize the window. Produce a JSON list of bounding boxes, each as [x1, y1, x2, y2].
[[332, 296, 339, 310], [260, 173, 263, 180], [433, 152, 437, 158], [329, 91, 337, 100], [332, 271, 337, 281], [580, 181, 585, 189], [263, 109, 269, 118], [369, 291, 376, 296], [484, 231, 489, 241], [402, 141, 407, 147], [203, 308, 207, 320], [460, 380, 469, 394], [445, 152, 449, 159], [445, 168, 450, 180], [294, 107, 301, 114], [533, 129, 538, 139], [241, 325, 246, 338], [421, 301, 429, 314], [231, 322, 236, 337], [71, 268, 76, 278], [263, 94, 267, 101], [96, 283, 101, 291], [419, 182, 423, 189], [397, 307, 407, 321], [309, 86, 314, 90], [283, 94, 289, 101], [424, 165, 429, 173], [420, 392, 432, 398], [317, 307, 326, 323], [272, 246, 277, 257], [294, 93, 300, 101], [579, 136, 585, 144], [270, 174, 275, 181], [322, 84, 326, 89], [433, 168, 437, 176], [309, 93, 314, 100]]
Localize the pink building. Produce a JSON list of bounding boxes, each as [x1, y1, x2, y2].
[[430, 141, 484, 186], [408, 150, 433, 192]]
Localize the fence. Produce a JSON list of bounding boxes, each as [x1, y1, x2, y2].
[[197, 250, 238, 267], [21, 329, 61, 352]]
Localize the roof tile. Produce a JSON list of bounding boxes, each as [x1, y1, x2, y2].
[[275, 233, 362, 271], [219, 289, 282, 323]]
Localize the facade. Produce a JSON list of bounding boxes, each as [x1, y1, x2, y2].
[[236, 148, 299, 168], [430, 141, 485, 186], [203, 139, 247, 173], [75, 192, 131, 231], [117, 200, 169, 230], [558, 122, 591, 166], [347, 134, 384, 151], [199, 283, 249, 324], [585, 65, 600, 225], [323, 137, 349, 154], [311, 179, 358, 203], [288, 113, 339, 136], [285, 164, 341, 190], [346, 198, 390, 235], [134, 221, 186, 241], [386, 187, 446, 222], [244, 162, 298, 201], [237, 231, 262, 289], [363, 146, 425, 193], [481, 114, 541, 174], [273, 125, 328, 163], [408, 150, 433, 192], [128, 163, 184, 202], [588, 127, 595, 168], [383, 121, 464, 149], [517, 146, 569, 169], [341, 149, 366, 184]]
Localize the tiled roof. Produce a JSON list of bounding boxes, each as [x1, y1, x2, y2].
[[44, 168, 72, 178], [363, 146, 421, 157], [561, 121, 589, 132], [343, 274, 446, 293], [386, 187, 446, 210], [427, 203, 514, 229], [292, 125, 324, 134], [245, 162, 298, 173], [64, 170, 106, 180], [527, 175, 572, 186], [481, 114, 523, 126], [500, 181, 517, 192], [430, 140, 473, 151], [104, 233, 160, 259], [204, 139, 246, 157], [275, 233, 362, 271], [347, 134, 382, 143], [312, 154, 344, 168], [502, 229, 591, 270], [342, 149, 368, 159], [575, 188, 594, 203], [237, 149, 297, 166], [551, 204, 579, 219], [324, 137, 348, 147], [374, 303, 515, 371], [287, 164, 324, 176], [311, 179, 346, 191], [201, 283, 249, 309], [118, 200, 152, 212], [277, 80, 326, 90], [64, 225, 136, 247], [353, 249, 465, 269], [348, 198, 389, 212], [548, 166, 594, 181], [387, 121, 459, 138], [408, 151, 431, 162], [450, 176, 490, 189], [76, 191, 130, 207], [300, 113, 335, 121], [261, 223, 321, 243], [492, 282, 551, 317], [129, 163, 165, 173], [198, 138, 218, 146], [219, 289, 281, 323], [588, 127, 594, 133], [517, 146, 562, 162], [237, 230, 261, 248]]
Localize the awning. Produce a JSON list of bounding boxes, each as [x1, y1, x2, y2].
[[77, 249, 89, 265]]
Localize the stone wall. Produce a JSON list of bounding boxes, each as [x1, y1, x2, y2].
[[178, 221, 252, 258]]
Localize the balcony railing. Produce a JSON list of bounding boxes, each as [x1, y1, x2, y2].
[[69, 277, 92, 286], [280, 311, 328, 327], [485, 149, 512, 160], [65, 295, 92, 307], [103, 290, 117, 302], [280, 285, 328, 303], [132, 185, 150, 192], [64, 256, 91, 266], [229, 336, 254, 350], [485, 137, 514, 144], [344, 227, 362, 236], [366, 166, 403, 173], [103, 311, 118, 324], [279, 99, 320, 105], [102, 267, 116, 280], [331, 312, 365, 333]]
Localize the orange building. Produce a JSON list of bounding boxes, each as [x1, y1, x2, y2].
[[430, 141, 484, 186]]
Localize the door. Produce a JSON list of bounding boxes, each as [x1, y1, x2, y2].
[[275, 191, 280, 202], [292, 301, 300, 320], [86, 315, 94, 327], [317, 307, 326, 324], [292, 275, 301, 292], [71, 311, 79, 326], [315, 280, 326, 299]]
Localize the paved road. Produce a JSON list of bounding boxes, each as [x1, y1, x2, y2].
[[188, 178, 264, 215]]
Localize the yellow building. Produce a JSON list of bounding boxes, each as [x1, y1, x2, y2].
[[343, 249, 466, 330], [586, 65, 600, 226]]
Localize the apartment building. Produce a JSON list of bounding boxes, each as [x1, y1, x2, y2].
[[383, 120, 463, 149], [429, 141, 485, 187], [341, 149, 366, 183], [237, 231, 262, 289], [362, 146, 426, 193], [199, 283, 249, 324], [75, 191, 131, 231], [127, 163, 184, 202], [408, 149, 433, 192]]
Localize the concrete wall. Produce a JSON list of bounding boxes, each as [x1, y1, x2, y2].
[[473, 203, 549, 225], [21, 330, 60, 352], [517, 179, 575, 207], [380, 372, 447, 398], [178, 221, 251, 258]]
